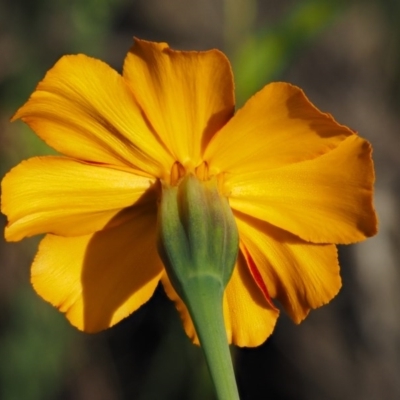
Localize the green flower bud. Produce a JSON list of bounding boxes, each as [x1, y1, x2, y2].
[[157, 173, 239, 301]]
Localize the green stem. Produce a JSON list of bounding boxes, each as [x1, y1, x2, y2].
[[182, 275, 240, 400]]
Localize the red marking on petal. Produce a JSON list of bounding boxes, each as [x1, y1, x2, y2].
[[241, 245, 274, 305]]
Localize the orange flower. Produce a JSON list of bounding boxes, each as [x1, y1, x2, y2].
[[1, 39, 377, 347]]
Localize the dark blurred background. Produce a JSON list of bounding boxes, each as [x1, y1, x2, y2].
[[1, 0, 400, 399]]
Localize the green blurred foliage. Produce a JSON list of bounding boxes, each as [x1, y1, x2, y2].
[[0, 287, 72, 400], [232, 0, 346, 105]]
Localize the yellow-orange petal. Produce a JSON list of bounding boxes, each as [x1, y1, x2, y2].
[[236, 212, 341, 323], [2, 156, 156, 241], [12, 53, 174, 178], [31, 202, 163, 332], [227, 135, 377, 244], [123, 38, 235, 169], [224, 251, 279, 346], [161, 251, 279, 347], [205, 82, 353, 175]]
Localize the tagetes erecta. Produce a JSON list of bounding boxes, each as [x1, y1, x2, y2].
[[1, 39, 377, 347]]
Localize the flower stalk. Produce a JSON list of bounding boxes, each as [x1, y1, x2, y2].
[[157, 173, 240, 400], [183, 276, 240, 400]]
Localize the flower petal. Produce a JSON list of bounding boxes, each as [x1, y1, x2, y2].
[[227, 135, 377, 244], [123, 38, 235, 169], [223, 251, 279, 347], [205, 82, 353, 175], [161, 251, 279, 347], [2, 156, 156, 241], [13, 53, 174, 177], [31, 203, 163, 332], [236, 212, 341, 323]]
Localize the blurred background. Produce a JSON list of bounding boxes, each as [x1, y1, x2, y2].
[[1, 0, 400, 399]]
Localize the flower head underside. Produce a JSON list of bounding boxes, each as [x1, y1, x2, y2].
[[1, 38, 377, 347]]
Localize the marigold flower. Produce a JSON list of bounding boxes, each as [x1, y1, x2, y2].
[[1, 38, 377, 347]]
